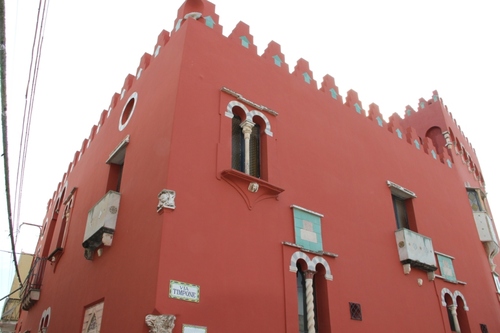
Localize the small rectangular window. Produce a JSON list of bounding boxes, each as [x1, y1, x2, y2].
[[480, 323, 489, 333], [349, 302, 362, 321], [467, 188, 484, 212], [392, 195, 409, 229], [106, 135, 129, 192], [387, 181, 417, 231], [55, 188, 77, 251]]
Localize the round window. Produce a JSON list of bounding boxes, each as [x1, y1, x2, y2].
[[119, 92, 138, 131]]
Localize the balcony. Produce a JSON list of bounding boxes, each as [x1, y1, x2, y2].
[[395, 228, 437, 274], [473, 211, 499, 271], [473, 212, 498, 243], [82, 191, 121, 260], [20, 258, 47, 311]]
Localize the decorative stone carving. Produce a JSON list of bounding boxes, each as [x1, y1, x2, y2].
[[248, 182, 259, 193], [484, 241, 499, 271], [157, 189, 176, 212], [442, 131, 453, 149], [145, 314, 176, 333]]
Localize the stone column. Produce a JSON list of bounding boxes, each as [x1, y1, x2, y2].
[[305, 270, 316, 333], [448, 305, 461, 333], [240, 120, 255, 175]]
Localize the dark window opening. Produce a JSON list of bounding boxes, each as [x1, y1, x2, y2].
[[480, 324, 489, 333], [393, 195, 409, 229], [232, 115, 244, 172], [249, 123, 260, 178], [107, 163, 124, 192], [456, 297, 471, 333], [106, 136, 129, 193]]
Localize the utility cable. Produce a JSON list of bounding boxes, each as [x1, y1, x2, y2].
[[13, 0, 49, 242]]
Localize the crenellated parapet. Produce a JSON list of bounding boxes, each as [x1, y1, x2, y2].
[[293, 59, 317, 89], [228, 22, 258, 54], [367, 103, 385, 128], [319, 75, 343, 103], [345, 90, 365, 116], [400, 90, 484, 187], [262, 41, 289, 72], [173, 0, 221, 34], [40, 0, 487, 228], [136, 53, 152, 80]]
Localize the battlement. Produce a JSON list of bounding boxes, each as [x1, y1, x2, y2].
[[42, 0, 485, 215]]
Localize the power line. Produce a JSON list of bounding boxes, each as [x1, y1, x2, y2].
[[14, 0, 50, 243], [1, 0, 51, 287]]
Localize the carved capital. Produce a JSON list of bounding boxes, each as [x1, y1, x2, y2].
[[305, 270, 316, 279], [145, 314, 176, 333], [240, 119, 255, 135]]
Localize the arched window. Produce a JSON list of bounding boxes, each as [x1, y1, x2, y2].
[[456, 296, 471, 333], [443, 290, 471, 333], [231, 112, 261, 178], [425, 126, 445, 154], [296, 261, 317, 333], [289, 252, 333, 333]]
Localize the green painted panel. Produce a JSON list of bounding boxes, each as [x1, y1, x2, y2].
[[240, 36, 250, 48], [272, 55, 282, 67], [293, 208, 323, 251], [204, 16, 215, 28]]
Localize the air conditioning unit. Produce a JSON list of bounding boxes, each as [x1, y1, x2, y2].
[[82, 191, 121, 258]]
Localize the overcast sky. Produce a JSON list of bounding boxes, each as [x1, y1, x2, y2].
[[2, 0, 499, 303]]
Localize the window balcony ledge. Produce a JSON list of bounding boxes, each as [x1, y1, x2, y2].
[[395, 228, 437, 274], [21, 290, 40, 311], [221, 169, 284, 210]]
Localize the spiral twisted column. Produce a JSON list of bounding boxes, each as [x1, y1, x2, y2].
[[305, 270, 316, 333]]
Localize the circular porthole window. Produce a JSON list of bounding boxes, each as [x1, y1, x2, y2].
[[119, 92, 138, 131]]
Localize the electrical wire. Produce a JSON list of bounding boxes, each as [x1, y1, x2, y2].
[[13, 0, 50, 243], [1, 0, 51, 287]]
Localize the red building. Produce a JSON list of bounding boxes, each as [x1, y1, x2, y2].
[[16, 0, 500, 332]]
